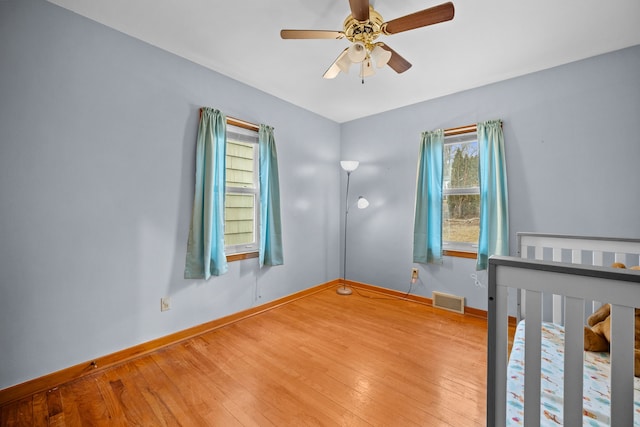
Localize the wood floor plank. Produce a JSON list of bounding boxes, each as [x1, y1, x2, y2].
[[185, 337, 278, 427], [211, 329, 349, 426], [0, 287, 499, 426], [45, 388, 69, 426], [215, 325, 376, 426], [150, 347, 244, 426], [60, 378, 106, 426], [127, 358, 182, 426], [0, 400, 16, 426], [93, 375, 130, 426], [239, 325, 418, 426], [132, 353, 202, 424], [31, 392, 49, 427]]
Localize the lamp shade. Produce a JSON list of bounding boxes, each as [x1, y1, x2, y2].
[[357, 196, 369, 209], [347, 42, 366, 63], [371, 44, 392, 68], [340, 160, 359, 172], [360, 57, 376, 78]]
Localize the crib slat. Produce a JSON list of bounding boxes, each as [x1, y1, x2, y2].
[[571, 249, 582, 264], [552, 248, 563, 324], [495, 284, 509, 427], [534, 246, 543, 260], [610, 304, 634, 426], [524, 291, 542, 426], [592, 250, 603, 266], [552, 295, 563, 324], [563, 296, 584, 427], [487, 262, 509, 427], [590, 248, 603, 312]]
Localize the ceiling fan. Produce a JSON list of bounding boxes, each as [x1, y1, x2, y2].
[[280, 0, 454, 81]]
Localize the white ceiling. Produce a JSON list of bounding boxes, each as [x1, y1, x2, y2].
[[48, 0, 640, 123]]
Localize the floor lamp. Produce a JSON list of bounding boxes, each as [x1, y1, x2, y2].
[[338, 160, 369, 295]]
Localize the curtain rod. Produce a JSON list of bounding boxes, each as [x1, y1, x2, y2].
[[443, 121, 503, 136], [227, 116, 259, 132], [198, 108, 259, 132], [444, 124, 477, 136]]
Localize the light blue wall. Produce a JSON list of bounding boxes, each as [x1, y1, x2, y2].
[[0, 1, 341, 389], [341, 45, 640, 310], [2, 0, 639, 391]]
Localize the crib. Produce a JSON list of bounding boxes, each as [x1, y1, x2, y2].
[[487, 233, 640, 426]]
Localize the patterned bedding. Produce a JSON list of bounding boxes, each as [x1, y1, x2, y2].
[[506, 321, 640, 426]]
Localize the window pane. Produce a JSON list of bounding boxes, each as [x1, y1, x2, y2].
[[226, 141, 255, 188], [443, 194, 480, 244], [443, 137, 479, 248], [225, 193, 255, 246], [443, 141, 479, 190], [224, 123, 259, 256]]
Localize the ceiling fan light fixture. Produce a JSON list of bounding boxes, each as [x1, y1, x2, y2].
[[347, 41, 367, 63], [370, 44, 392, 68], [281, 1, 454, 81], [360, 57, 376, 78]]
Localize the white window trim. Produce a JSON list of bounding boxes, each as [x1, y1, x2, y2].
[[225, 124, 260, 256], [443, 131, 479, 254]]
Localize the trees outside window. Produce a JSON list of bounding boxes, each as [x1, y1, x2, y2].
[[443, 134, 479, 253]]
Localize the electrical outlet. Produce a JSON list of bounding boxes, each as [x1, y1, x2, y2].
[[161, 297, 171, 312], [411, 268, 419, 280]]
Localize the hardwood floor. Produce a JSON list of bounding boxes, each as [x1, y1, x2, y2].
[[1, 286, 491, 426]]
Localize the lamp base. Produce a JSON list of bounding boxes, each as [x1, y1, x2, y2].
[[336, 286, 352, 296]]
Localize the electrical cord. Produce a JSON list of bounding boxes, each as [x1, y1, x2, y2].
[[341, 275, 416, 301]]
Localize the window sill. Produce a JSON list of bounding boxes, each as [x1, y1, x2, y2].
[[443, 249, 477, 259], [226, 251, 258, 262]]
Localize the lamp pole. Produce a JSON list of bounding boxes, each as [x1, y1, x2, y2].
[[338, 169, 353, 295]]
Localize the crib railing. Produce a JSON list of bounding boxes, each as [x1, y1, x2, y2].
[[517, 232, 640, 323], [487, 256, 640, 426]]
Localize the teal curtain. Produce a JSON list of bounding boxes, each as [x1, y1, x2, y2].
[[413, 129, 444, 264], [184, 108, 228, 279], [476, 120, 509, 270], [258, 125, 284, 267]]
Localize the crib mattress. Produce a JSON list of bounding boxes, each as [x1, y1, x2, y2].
[[506, 321, 640, 426]]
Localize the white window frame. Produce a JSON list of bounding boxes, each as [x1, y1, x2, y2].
[[224, 124, 260, 256], [442, 131, 479, 254]]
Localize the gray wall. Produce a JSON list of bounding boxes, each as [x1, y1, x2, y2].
[[341, 45, 640, 310], [0, 0, 340, 389]]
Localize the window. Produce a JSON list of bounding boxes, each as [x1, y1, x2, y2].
[[443, 131, 479, 255], [224, 124, 259, 257], [413, 120, 506, 268]]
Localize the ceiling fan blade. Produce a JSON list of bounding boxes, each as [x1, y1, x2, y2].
[[348, 0, 370, 22], [280, 29, 345, 39], [323, 48, 350, 79], [382, 2, 454, 35], [378, 43, 412, 74]]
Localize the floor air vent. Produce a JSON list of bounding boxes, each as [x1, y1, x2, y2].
[[432, 291, 465, 314]]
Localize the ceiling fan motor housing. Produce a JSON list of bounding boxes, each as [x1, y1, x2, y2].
[[343, 6, 384, 49]]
